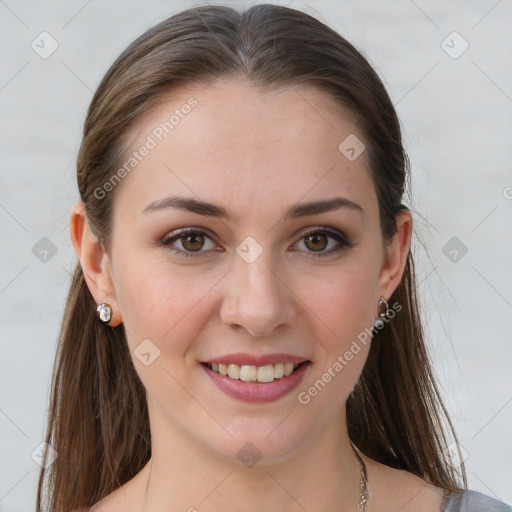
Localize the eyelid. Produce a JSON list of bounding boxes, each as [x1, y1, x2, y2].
[[293, 227, 356, 257], [159, 227, 219, 256], [300, 226, 354, 245]]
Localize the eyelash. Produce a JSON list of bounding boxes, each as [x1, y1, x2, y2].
[[159, 227, 356, 259]]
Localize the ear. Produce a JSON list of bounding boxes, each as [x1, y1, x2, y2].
[[69, 201, 122, 326], [377, 209, 412, 308]]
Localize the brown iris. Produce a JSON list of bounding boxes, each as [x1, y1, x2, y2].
[[181, 233, 205, 252], [304, 233, 328, 252]]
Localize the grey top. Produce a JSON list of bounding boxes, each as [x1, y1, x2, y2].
[[442, 490, 512, 511]]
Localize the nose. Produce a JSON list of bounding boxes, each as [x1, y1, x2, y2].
[[219, 252, 297, 338]]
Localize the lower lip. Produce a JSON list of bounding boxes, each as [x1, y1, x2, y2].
[[201, 362, 311, 403]]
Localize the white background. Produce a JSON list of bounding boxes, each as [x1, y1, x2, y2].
[[0, 1, 511, 510]]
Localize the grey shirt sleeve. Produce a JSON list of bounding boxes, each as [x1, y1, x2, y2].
[[442, 490, 512, 512]]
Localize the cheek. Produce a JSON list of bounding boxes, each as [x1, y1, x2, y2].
[[296, 263, 377, 401], [306, 265, 377, 346], [114, 252, 218, 363]]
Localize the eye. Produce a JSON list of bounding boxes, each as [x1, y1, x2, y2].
[[159, 227, 355, 259], [160, 228, 218, 257], [293, 228, 355, 258]]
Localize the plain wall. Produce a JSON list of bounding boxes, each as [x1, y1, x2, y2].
[[1, 1, 511, 510]]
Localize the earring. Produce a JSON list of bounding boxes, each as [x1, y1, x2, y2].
[[373, 296, 390, 330], [378, 296, 390, 318], [96, 303, 113, 324]]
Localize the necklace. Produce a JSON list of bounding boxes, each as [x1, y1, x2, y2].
[[143, 445, 371, 510], [351, 442, 370, 511]]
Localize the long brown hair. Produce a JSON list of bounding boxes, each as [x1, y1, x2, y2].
[[37, 4, 467, 511]]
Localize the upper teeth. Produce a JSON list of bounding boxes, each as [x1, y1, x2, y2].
[[209, 362, 299, 382]]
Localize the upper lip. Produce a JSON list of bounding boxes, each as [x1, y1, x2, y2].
[[202, 353, 309, 366]]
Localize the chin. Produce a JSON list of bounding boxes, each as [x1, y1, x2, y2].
[[198, 416, 321, 468]]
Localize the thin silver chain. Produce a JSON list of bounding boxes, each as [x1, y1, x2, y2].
[[143, 446, 371, 510], [351, 442, 370, 511]]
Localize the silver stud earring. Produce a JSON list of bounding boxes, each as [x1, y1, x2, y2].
[[96, 303, 113, 324], [374, 296, 390, 329]]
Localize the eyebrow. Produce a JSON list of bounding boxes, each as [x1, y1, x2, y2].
[[142, 195, 364, 221]]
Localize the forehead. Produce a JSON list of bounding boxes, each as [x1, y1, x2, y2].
[[113, 78, 376, 223], [129, 78, 363, 152]]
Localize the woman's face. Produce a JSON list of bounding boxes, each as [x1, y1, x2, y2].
[[95, 78, 407, 464]]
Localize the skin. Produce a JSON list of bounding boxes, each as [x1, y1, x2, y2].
[[70, 78, 446, 511]]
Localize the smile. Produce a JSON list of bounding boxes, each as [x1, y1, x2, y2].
[[206, 362, 300, 382], [200, 360, 311, 403]]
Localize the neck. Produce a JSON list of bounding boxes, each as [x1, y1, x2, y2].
[[138, 403, 364, 512]]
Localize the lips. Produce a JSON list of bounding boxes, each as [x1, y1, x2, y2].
[[200, 354, 311, 403]]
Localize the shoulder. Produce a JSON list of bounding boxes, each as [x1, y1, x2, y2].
[[361, 455, 447, 511], [443, 489, 512, 512]]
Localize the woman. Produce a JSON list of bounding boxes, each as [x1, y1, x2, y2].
[[36, 4, 511, 512]]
